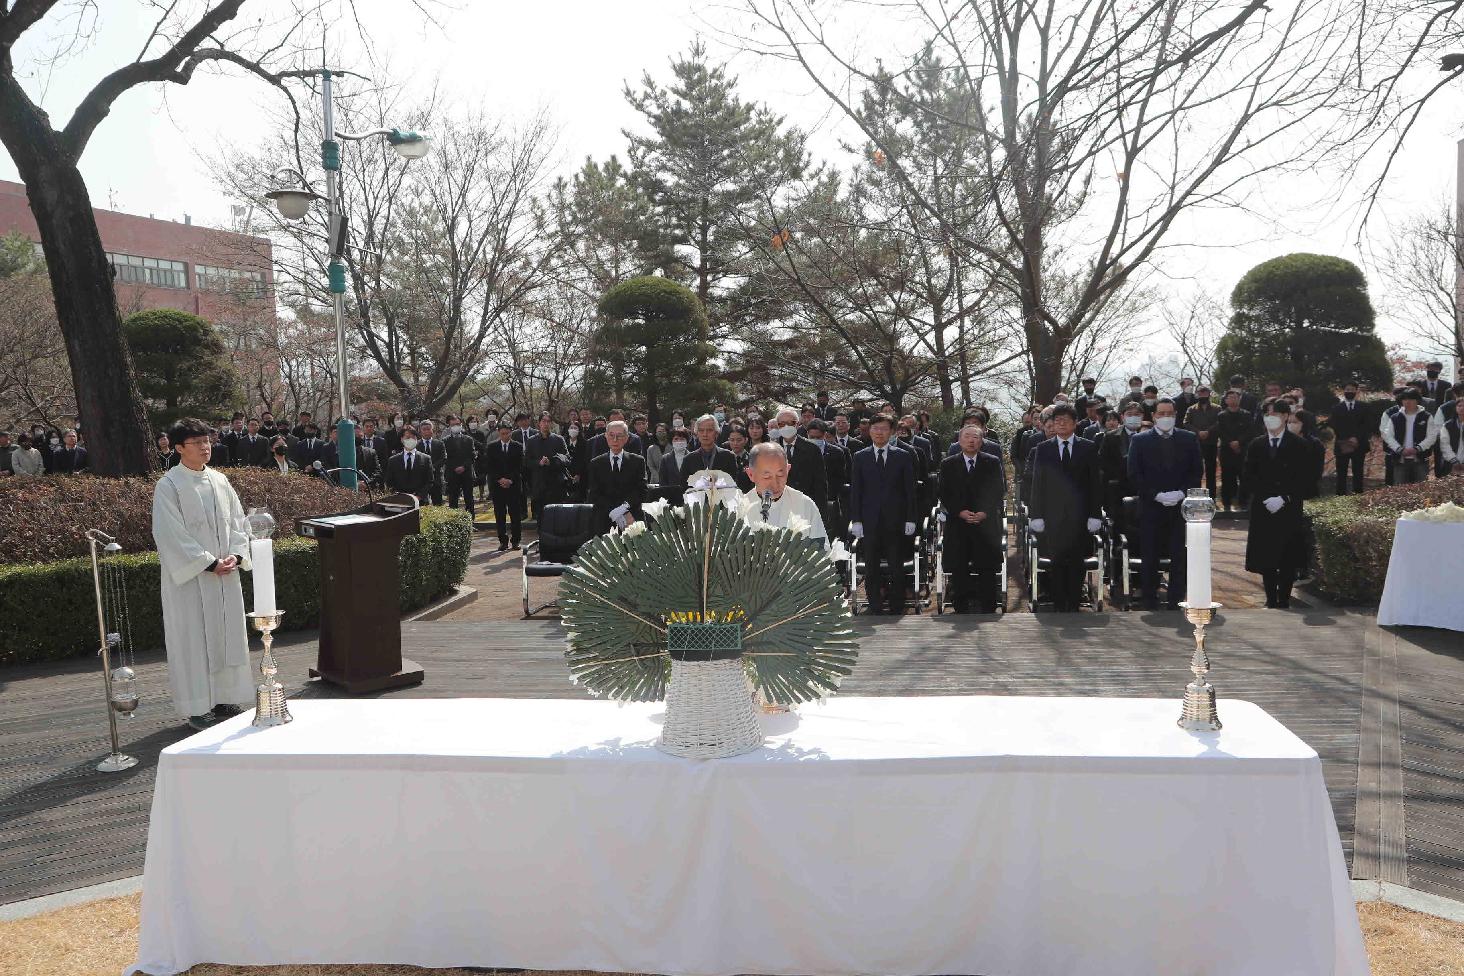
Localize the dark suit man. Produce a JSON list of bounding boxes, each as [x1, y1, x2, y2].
[[813, 394, 838, 423], [443, 420, 480, 516], [1244, 404, 1312, 608], [384, 442, 433, 505], [849, 415, 917, 614], [221, 418, 249, 467], [1215, 392, 1254, 511], [1323, 384, 1369, 495], [1126, 401, 1203, 610], [938, 426, 1006, 613], [1420, 364, 1451, 405], [289, 427, 325, 475], [770, 410, 830, 514], [1027, 405, 1102, 612], [234, 423, 269, 468], [524, 418, 568, 516], [484, 424, 526, 549], [588, 421, 643, 461], [680, 416, 741, 487], [53, 433, 88, 473], [587, 422, 647, 534], [806, 422, 846, 526], [416, 423, 448, 505], [354, 439, 381, 486]]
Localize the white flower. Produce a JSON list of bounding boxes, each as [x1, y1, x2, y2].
[[786, 513, 811, 537], [753, 520, 778, 533], [642, 499, 668, 520], [1402, 502, 1464, 523], [671, 507, 686, 519], [623, 520, 648, 539], [827, 539, 851, 564]]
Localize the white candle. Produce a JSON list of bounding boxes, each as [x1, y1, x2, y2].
[[1185, 521, 1211, 609], [249, 538, 276, 615]]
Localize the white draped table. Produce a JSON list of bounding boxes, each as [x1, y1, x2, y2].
[[1378, 519, 1464, 631], [131, 696, 1366, 976]]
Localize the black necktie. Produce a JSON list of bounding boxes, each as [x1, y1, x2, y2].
[[613, 455, 620, 473], [1061, 441, 1070, 464], [1270, 437, 1279, 455], [406, 454, 412, 471], [877, 449, 885, 468]]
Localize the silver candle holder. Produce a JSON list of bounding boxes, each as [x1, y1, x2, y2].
[[249, 610, 292, 727], [1177, 602, 1222, 731]]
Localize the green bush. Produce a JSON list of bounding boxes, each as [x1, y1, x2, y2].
[[1308, 477, 1464, 604], [0, 507, 472, 667]]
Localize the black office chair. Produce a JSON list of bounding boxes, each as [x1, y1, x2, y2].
[[521, 503, 596, 617]]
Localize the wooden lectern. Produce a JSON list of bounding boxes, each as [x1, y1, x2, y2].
[[296, 494, 424, 693]]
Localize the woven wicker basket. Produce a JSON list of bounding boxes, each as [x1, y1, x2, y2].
[[657, 623, 764, 759]]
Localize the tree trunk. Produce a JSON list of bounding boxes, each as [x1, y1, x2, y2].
[[0, 120, 153, 475]]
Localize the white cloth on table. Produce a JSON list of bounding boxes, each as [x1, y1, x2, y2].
[[1378, 519, 1464, 631], [150, 464, 254, 719], [131, 695, 1366, 976], [738, 484, 827, 541]]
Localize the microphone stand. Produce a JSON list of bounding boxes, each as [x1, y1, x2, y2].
[[760, 489, 774, 522]]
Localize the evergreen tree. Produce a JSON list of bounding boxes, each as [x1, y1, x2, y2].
[[1215, 254, 1392, 402], [624, 41, 809, 342], [123, 309, 242, 430]]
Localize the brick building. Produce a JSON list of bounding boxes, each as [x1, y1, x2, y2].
[[0, 179, 273, 319]]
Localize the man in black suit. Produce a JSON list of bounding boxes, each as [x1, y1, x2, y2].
[[849, 414, 917, 614], [53, 429, 88, 473], [587, 420, 646, 534], [661, 427, 692, 499], [1215, 390, 1254, 512], [289, 422, 324, 475], [831, 412, 864, 454], [442, 416, 479, 516], [1421, 361, 1451, 404], [938, 424, 1006, 613], [770, 408, 828, 517], [221, 413, 248, 466], [483, 421, 526, 550], [1127, 398, 1203, 610], [358, 418, 386, 460], [384, 431, 433, 505], [232, 418, 268, 468], [680, 414, 740, 486], [805, 420, 846, 528], [416, 421, 448, 505], [1073, 377, 1101, 416], [510, 412, 536, 452], [1244, 400, 1312, 608], [1027, 403, 1102, 612], [524, 412, 568, 516], [354, 435, 381, 486], [587, 408, 644, 460], [1323, 381, 1368, 495], [813, 391, 837, 423], [290, 411, 315, 441]]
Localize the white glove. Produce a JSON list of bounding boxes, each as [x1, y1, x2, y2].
[[1029, 518, 1045, 533], [850, 522, 864, 539], [1087, 518, 1102, 533], [1156, 490, 1183, 507], [609, 502, 630, 523], [1263, 496, 1285, 514], [904, 521, 916, 536]]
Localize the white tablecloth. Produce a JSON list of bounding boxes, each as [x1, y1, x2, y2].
[[1378, 519, 1464, 631], [131, 696, 1366, 976]]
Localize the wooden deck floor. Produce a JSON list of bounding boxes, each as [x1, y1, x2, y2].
[[1, 610, 1459, 906]]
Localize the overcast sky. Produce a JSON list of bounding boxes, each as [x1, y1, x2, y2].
[[3, 0, 1461, 371]]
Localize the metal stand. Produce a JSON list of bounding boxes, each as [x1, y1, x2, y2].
[[88, 531, 137, 773], [1177, 601, 1222, 731], [249, 611, 293, 727]]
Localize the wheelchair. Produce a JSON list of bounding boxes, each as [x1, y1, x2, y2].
[[932, 508, 1009, 614], [1111, 495, 1174, 610], [520, 503, 596, 618], [846, 511, 932, 615], [1023, 515, 1106, 613]]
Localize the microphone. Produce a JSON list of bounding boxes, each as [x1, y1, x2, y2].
[[760, 489, 774, 522]]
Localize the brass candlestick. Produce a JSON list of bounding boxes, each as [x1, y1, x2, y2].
[[1177, 602, 1222, 731], [249, 611, 292, 727]]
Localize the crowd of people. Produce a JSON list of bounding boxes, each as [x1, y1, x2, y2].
[[4, 362, 1459, 612]]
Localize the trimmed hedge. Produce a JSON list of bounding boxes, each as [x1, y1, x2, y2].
[[1308, 477, 1464, 604], [0, 506, 472, 667]]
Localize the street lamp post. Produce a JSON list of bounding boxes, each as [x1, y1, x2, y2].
[[264, 66, 429, 490]]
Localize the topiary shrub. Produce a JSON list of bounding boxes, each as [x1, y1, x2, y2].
[[0, 506, 472, 667], [1308, 477, 1464, 604]]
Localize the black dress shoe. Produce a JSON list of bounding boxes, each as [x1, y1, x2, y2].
[[497, 541, 509, 552], [212, 703, 244, 718], [510, 542, 521, 551], [1264, 599, 1277, 609], [1277, 599, 1291, 609], [186, 714, 219, 731]]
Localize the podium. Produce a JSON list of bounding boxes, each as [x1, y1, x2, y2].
[[296, 494, 425, 693]]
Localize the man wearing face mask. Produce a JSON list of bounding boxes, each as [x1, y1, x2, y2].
[[770, 407, 828, 522], [1119, 376, 1146, 408], [524, 412, 568, 517], [1324, 381, 1369, 495], [483, 421, 526, 549], [385, 426, 434, 506], [1173, 377, 1198, 425], [1099, 403, 1145, 527], [1215, 390, 1255, 513], [1421, 361, 1450, 403], [1381, 389, 1435, 486], [1127, 399, 1203, 610], [416, 421, 448, 505], [561, 418, 589, 501], [289, 422, 324, 476], [1183, 385, 1220, 498], [1243, 400, 1311, 608], [1074, 377, 1101, 416], [443, 416, 480, 516]]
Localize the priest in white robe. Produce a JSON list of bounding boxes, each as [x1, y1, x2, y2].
[[151, 418, 255, 729], [738, 441, 828, 544]]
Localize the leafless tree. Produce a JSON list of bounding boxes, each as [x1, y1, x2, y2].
[[736, 0, 1378, 403], [1375, 198, 1463, 363], [0, 271, 74, 427]]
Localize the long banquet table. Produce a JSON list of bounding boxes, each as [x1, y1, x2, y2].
[[1378, 518, 1464, 631], [130, 696, 1367, 976]]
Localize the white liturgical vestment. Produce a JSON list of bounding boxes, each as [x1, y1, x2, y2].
[[151, 464, 254, 719], [738, 484, 828, 542]]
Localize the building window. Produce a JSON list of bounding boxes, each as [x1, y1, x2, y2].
[[195, 264, 267, 298], [107, 252, 187, 289]]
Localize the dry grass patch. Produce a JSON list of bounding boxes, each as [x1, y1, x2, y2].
[[4, 892, 1462, 976]]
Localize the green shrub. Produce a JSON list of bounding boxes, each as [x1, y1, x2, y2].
[[0, 507, 471, 667], [1308, 477, 1464, 604]]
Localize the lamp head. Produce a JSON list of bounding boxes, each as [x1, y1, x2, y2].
[[388, 129, 431, 160], [265, 188, 323, 220]]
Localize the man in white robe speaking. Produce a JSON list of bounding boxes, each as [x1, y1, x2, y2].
[[151, 418, 255, 730], [738, 441, 828, 545]]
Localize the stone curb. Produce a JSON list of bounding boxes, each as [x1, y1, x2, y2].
[[405, 585, 478, 622]]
